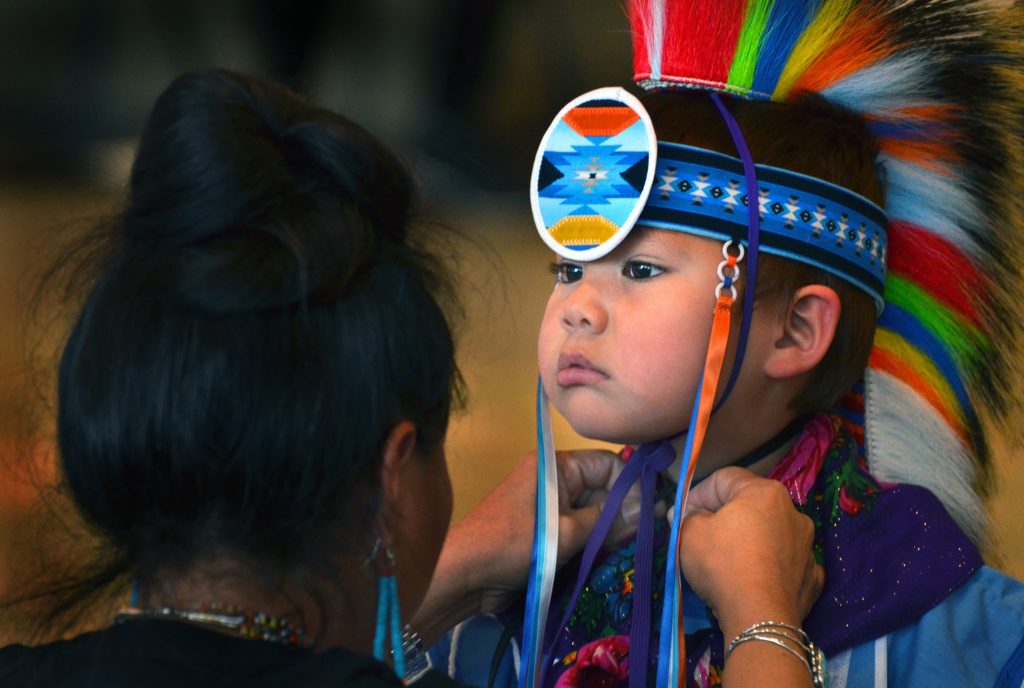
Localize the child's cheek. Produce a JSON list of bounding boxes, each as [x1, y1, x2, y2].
[[536, 330, 561, 388]]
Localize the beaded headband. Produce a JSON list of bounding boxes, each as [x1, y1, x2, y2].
[[532, 89, 887, 309], [645, 142, 887, 308]]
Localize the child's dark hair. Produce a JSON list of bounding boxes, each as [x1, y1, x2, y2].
[[27, 69, 464, 630], [641, 90, 881, 415]]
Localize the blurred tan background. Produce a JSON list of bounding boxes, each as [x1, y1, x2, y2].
[[1, 0, 1020, 620]]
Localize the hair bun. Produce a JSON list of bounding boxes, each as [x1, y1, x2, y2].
[[117, 69, 413, 314]]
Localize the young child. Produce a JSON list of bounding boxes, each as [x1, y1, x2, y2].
[[435, 1, 1024, 687]]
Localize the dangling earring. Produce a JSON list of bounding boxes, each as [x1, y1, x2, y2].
[[368, 537, 406, 678]]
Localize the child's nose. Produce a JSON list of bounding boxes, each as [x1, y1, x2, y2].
[[561, 282, 608, 333]]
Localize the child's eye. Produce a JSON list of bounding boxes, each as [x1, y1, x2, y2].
[[550, 262, 584, 284], [623, 261, 664, 280]]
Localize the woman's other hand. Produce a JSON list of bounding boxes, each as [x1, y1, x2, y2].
[[411, 448, 624, 643]]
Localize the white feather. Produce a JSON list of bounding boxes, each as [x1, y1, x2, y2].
[[823, 53, 944, 112], [864, 368, 989, 546], [650, 0, 665, 80], [878, 153, 983, 258]]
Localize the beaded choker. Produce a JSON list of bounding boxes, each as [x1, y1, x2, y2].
[[115, 603, 311, 648]]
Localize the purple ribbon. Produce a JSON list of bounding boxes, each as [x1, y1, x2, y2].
[[627, 442, 676, 688], [538, 440, 675, 688], [708, 92, 760, 413]]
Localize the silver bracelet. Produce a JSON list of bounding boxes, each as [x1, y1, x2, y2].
[[726, 621, 827, 688], [729, 633, 811, 670], [728, 620, 809, 646]]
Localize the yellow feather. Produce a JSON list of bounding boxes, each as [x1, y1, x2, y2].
[[772, 0, 856, 100], [874, 328, 964, 430]]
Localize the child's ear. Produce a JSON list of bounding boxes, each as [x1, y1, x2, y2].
[[763, 285, 841, 380]]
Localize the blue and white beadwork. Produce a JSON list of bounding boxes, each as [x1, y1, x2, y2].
[[644, 143, 888, 309]]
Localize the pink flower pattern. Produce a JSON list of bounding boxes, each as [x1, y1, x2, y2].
[[692, 646, 714, 688], [554, 635, 630, 688], [767, 413, 837, 505]]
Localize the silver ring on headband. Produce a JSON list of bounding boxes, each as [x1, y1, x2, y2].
[[722, 239, 746, 262]]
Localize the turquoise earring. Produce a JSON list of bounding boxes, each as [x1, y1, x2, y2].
[[369, 538, 406, 678]]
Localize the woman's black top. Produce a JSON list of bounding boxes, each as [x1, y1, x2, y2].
[[0, 618, 462, 687]]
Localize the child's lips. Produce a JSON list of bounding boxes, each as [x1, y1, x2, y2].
[[556, 352, 609, 387]]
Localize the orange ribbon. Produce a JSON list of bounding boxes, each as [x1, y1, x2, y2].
[[674, 285, 736, 686]]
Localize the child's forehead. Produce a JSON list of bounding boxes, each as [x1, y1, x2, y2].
[[610, 227, 722, 258], [633, 226, 710, 246]]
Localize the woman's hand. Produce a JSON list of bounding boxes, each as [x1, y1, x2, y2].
[[680, 467, 823, 687], [410, 448, 626, 644], [681, 466, 822, 632]]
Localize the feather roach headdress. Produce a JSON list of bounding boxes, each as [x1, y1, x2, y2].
[[628, 0, 1024, 547]]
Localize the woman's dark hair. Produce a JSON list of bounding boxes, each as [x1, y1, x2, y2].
[[39, 69, 462, 624], [641, 90, 881, 415]]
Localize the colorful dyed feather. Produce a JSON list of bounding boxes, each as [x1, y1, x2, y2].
[[629, 0, 1024, 548]]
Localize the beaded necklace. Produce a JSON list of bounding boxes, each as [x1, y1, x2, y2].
[[115, 603, 311, 648]]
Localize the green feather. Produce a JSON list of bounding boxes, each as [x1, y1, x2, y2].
[[728, 0, 777, 91], [885, 275, 990, 369]]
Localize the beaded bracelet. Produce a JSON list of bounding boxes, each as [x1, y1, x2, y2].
[[726, 621, 827, 688]]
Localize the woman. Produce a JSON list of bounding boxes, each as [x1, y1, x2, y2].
[[0, 70, 821, 687]]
